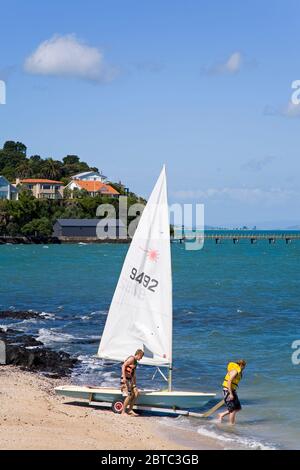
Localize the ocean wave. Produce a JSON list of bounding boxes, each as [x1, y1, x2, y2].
[[75, 355, 116, 372], [37, 328, 79, 345], [37, 327, 100, 346], [0, 318, 38, 331], [197, 426, 277, 450], [18, 318, 39, 325], [40, 311, 56, 319], [73, 311, 108, 321], [72, 355, 120, 387], [159, 414, 277, 450], [90, 310, 107, 316]]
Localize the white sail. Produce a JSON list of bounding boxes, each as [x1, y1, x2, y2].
[[98, 166, 172, 367]]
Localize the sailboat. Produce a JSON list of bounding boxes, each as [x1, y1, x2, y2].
[[55, 167, 216, 415]]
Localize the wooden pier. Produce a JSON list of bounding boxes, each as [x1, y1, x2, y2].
[[173, 232, 300, 244]]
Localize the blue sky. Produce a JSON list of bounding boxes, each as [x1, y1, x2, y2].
[[1, 0, 300, 227]]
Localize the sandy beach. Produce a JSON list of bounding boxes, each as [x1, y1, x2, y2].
[[0, 366, 223, 450]]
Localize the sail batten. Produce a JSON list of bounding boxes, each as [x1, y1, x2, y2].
[[98, 167, 173, 368]]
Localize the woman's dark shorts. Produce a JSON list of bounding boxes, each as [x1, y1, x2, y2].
[[223, 388, 242, 413]]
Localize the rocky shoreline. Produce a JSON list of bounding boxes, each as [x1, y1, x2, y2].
[[0, 236, 61, 244], [0, 310, 78, 377], [0, 236, 131, 244]]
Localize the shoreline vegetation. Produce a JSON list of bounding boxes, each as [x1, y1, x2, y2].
[[0, 140, 145, 238]]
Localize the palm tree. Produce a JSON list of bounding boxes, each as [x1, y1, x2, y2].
[[16, 162, 33, 178], [40, 158, 62, 180]]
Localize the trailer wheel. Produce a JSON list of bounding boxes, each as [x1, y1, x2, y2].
[[112, 399, 124, 414]]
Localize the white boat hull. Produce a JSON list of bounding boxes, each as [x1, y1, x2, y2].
[[55, 385, 216, 410]]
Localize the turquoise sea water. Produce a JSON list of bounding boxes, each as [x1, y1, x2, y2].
[[0, 238, 299, 449]]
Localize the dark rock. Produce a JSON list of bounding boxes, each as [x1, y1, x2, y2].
[[0, 328, 77, 377], [0, 236, 61, 245], [0, 310, 41, 320]]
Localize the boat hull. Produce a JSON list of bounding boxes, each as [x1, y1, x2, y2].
[[55, 385, 216, 410]]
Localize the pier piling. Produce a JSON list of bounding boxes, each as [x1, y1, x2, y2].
[[172, 232, 299, 245]]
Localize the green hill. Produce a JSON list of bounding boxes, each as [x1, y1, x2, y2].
[[0, 140, 145, 237], [0, 140, 98, 184]]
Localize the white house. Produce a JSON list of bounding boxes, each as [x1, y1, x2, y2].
[[65, 179, 119, 198], [71, 170, 107, 182]]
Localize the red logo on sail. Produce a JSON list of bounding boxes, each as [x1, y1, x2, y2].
[[140, 247, 159, 262]]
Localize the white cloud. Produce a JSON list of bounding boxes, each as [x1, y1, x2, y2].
[[202, 51, 243, 75], [172, 187, 299, 206], [24, 34, 117, 82]]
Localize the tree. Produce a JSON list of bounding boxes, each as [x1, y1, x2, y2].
[[63, 155, 80, 165], [61, 161, 90, 177], [109, 182, 127, 195], [0, 200, 11, 235], [40, 158, 62, 180], [10, 190, 38, 227], [72, 188, 89, 199], [3, 141, 27, 155], [63, 187, 72, 199], [0, 141, 27, 178], [16, 161, 33, 178], [29, 155, 42, 163], [21, 218, 53, 237], [6, 222, 20, 236]]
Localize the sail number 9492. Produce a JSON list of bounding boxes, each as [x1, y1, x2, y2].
[[130, 268, 158, 292]]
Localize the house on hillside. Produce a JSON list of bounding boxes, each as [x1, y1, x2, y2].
[[65, 179, 119, 198], [0, 175, 19, 200], [53, 218, 127, 239], [71, 170, 107, 182], [15, 178, 64, 200]]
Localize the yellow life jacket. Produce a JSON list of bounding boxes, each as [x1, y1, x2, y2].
[[222, 362, 242, 390]]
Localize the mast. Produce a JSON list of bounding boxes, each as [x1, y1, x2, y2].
[[168, 366, 172, 392], [165, 164, 173, 393]]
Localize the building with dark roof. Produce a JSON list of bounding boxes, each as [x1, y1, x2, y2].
[[53, 218, 127, 239]]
